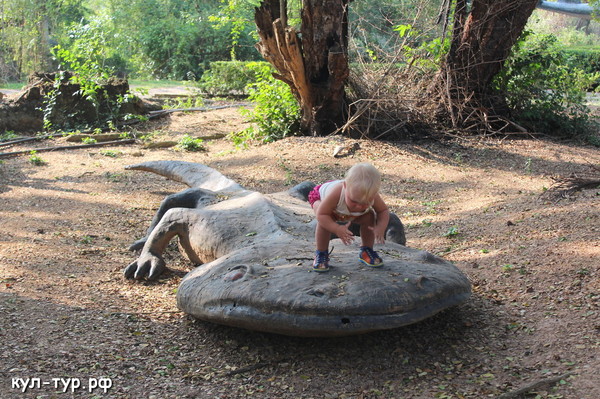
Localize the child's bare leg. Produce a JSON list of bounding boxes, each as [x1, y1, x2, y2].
[[315, 224, 331, 252], [356, 212, 375, 248], [312, 200, 330, 251], [312, 200, 330, 271]]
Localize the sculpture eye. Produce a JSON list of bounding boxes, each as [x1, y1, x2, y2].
[[224, 265, 248, 282]]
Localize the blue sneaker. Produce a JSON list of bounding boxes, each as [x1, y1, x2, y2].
[[313, 250, 330, 272], [359, 246, 383, 267]]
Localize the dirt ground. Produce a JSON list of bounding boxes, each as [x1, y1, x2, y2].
[[0, 104, 599, 399]]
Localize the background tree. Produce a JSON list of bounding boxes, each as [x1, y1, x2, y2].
[[82, 0, 261, 79], [431, 0, 540, 130], [348, 0, 442, 62], [254, 0, 350, 136], [0, 0, 261, 82], [0, 0, 85, 80]]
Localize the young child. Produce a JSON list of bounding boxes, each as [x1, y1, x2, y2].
[[308, 162, 390, 272]]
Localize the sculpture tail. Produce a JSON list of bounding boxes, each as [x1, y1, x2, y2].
[[125, 161, 244, 193]]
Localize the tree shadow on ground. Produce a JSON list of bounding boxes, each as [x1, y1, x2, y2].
[[396, 138, 597, 178], [180, 292, 509, 397]]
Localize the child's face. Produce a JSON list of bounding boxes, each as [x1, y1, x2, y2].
[[344, 184, 374, 213]]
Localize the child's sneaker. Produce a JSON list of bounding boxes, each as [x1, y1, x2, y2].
[[313, 250, 330, 272], [359, 246, 383, 267]]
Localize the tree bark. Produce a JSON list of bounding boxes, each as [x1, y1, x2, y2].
[[433, 0, 539, 130], [254, 0, 349, 136]]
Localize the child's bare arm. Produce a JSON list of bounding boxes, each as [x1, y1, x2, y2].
[[316, 184, 355, 244], [370, 194, 390, 244]]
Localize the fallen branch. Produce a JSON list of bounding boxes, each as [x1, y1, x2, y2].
[[0, 133, 67, 149], [0, 103, 247, 148], [147, 103, 250, 119], [66, 133, 125, 143], [497, 373, 572, 399], [0, 139, 136, 158], [541, 165, 600, 201], [0, 127, 131, 148]]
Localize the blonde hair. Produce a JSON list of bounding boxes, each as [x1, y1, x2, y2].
[[345, 162, 381, 201]]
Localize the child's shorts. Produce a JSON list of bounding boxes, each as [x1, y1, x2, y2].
[[308, 184, 323, 207]]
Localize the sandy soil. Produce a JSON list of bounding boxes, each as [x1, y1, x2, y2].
[[0, 106, 599, 398]]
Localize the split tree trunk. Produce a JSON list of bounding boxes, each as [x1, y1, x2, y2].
[[433, 0, 539, 130], [254, 0, 349, 136]]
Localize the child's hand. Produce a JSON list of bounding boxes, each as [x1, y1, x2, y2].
[[369, 225, 386, 245], [337, 222, 355, 245]]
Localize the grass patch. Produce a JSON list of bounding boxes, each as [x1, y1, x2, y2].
[[128, 80, 187, 90], [2, 80, 187, 91], [0, 82, 25, 90]]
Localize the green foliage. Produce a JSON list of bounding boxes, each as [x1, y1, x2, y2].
[[41, 18, 141, 131], [56, 15, 121, 76], [591, 0, 600, 20], [163, 95, 204, 110], [137, 129, 163, 143], [397, 23, 450, 71], [563, 48, 600, 87], [41, 71, 66, 131], [231, 62, 301, 146], [81, 137, 97, 144], [0, 131, 18, 142], [349, 0, 443, 63], [501, 264, 515, 272], [197, 61, 267, 96], [28, 151, 46, 166], [176, 135, 205, 152], [494, 32, 599, 136], [209, 0, 261, 60], [587, 132, 600, 147], [0, 82, 24, 90], [116, 0, 259, 79], [100, 149, 121, 157], [0, 0, 263, 82], [443, 226, 460, 238], [53, 17, 115, 107], [80, 235, 94, 244], [0, 0, 86, 80], [394, 24, 414, 38]]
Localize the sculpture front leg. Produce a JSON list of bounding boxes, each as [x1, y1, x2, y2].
[[129, 188, 216, 251], [125, 208, 195, 280]]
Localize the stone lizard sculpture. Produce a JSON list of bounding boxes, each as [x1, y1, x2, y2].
[[124, 161, 471, 336]]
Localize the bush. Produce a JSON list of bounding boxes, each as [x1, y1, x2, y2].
[[176, 135, 205, 152], [230, 62, 300, 146], [197, 61, 271, 96], [494, 32, 599, 136], [563, 47, 600, 89]]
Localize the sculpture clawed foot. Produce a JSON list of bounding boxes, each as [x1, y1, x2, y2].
[[124, 252, 166, 280]]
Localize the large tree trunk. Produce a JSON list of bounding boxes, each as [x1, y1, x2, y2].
[[254, 0, 349, 136], [433, 0, 538, 130]]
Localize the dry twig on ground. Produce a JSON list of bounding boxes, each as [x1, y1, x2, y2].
[[497, 373, 572, 399], [541, 164, 600, 201]]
